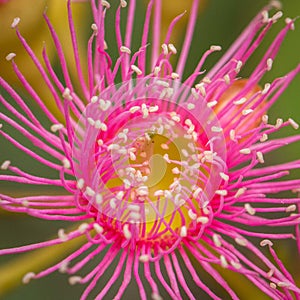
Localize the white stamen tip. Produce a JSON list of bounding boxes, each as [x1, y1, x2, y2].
[[244, 203, 256, 215], [270, 282, 277, 289], [168, 43, 177, 54], [120, 46, 131, 54], [213, 234, 222, 247], [220, 255, 228, 268], [286, 204, 296, 212], [233, 97, 247, 105], [242, 109, 253, 116], [58, 228, 68, 241], [123, 224, 132, 239], [11, 17, 20, 28], [235, 237, 247, 247], [180, 226, 187, 237], [101, 0, 110, 9], [210, 45, 222, 51], [215, 189, 228, 196], [267, 58, 273, 71], [62, 158, 71, 169], [91, 23, 98, 33], [69, 276, 82, 285], [131, 65, 142, 75], [235, 187, 246, 198], [223, 74, 230, 85], [240, 148, 251, 155], [78, 223, 89, 233], [196, 216, 209, 224], [161, 43, 168, 55], [272, 11, 283, 22], [139, 254, 149, 262], [85, 186, 95, 197], [93, 223, 104, 234], [288, 118, 299, 130], [22, 272, 35, 284], [207, 100, 218, 108], [120, 0, 127, 8], [62, 87, 73, 101], [76, 178, 85, 190], [211, 126, 222, 133], [277, 281, 290, 288], [50, 123, 64, 133], [256, 151, 264, 164], [260, 239, 273, 247], [1, 160, 11, 170], [6, 53, 16, 61], [219, 172, 229, 181]]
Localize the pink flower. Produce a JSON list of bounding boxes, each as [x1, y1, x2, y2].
[[1, 0, 300, 299]]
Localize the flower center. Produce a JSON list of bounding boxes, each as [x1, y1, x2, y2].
[[73, 78, 226, 248]]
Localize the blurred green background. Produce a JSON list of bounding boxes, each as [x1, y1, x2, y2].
[[0, 0, 299, 299]]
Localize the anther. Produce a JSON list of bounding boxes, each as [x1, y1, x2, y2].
[[288, 118, 299, 129], [213, 234, 222, 247], [260, 239, 273, 247], [275, 118, 283, 129], [93, 223, 104, 234], [5, 53, 16, 61], [223, 74, 230, 85], [242, 109, 253, 116], [260, 133, 268, 142], [233, 97, 247, 105], [270, 282, 277, 289], [267, 58, 273, 71], [101, 0, 111, 9], [76, 178, 85, 189], [22, 272, 35, 284], [196, 216, 209, 224], [256, 151, 264, 163], [131, 65, 142, 75], [161, 43, 168, 55], [11, 17, 20, 28], [171, 72, 179, 79], [207, 100, 218, 108], [220, 255, 228, 268], [235, 187, 246, 198], [69, 276, 82, 285], [78, 223, 89, 233], [277, 281, 290, 288], [123, 224, 132, 239], [244, 203, 256, 215], [262, 83, 271, 95], [235, 237, 247, 246], [285, 18, 295, 30], [180, 226, 187, 237], [215, 190, 228, 196], [62, 158, 71, 169], [272, 11, 283, 22], [120, 0, 127, 8], [85, 186, 95, 197], [285, 205, 296, 212], [139, 254, 149, 262], [58, 229, 68, 241], [1, 160, 11, 170], [219, 172, 229, 181], [210, 45, 222, 51], [120, 46, 131, 54], [91, 23, 98, 34], [62, 88, 73, 101], [50, 123, 64, 132], [168, 43, 177, 54], [240, 148, 251, 155], [235, 60, 243, 73]]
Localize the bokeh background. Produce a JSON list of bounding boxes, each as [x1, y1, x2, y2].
[[0, 0, 299, 299]]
